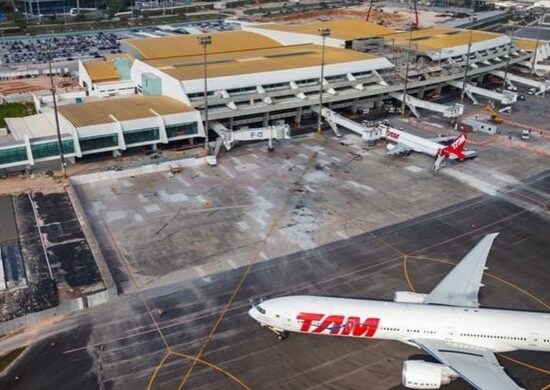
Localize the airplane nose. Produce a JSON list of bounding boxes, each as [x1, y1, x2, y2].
[[248, 307, 259, 321]]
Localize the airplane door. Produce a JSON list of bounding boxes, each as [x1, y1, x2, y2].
[[529, 333, 539, 347], [283, 313, 292, 328]]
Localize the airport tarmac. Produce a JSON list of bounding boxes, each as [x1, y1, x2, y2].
[[72, 123, 548, 295], [0, 169, 548, 390]]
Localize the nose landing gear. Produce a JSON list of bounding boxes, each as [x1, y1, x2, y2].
[[276, 330, 290, 341], [262, 325, 289, 341]]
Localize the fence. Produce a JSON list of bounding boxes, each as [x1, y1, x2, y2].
[[0, 288, 114, 334]]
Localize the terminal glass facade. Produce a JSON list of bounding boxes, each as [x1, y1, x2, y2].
[[0, 146, 28, 165], [80, 134, 119, 152], [31, 140, 75, 159], [165, 123, 198, 138], [124, 128, 159, 145]]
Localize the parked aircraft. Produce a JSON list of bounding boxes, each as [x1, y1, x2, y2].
[[382, 124, 478, 170], [249, 233, 549, 389]]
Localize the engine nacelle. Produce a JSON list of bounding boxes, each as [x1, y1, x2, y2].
[[393, 291, 428, 303], [402, 360, 458, 389]]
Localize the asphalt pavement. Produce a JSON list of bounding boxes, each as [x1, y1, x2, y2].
[[0, 170, 548, 390]]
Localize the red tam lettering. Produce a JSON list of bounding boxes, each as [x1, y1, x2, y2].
[[341, 317, 380, 337], [297, 312, 324, 332], [312, 315, 345, 334], [387, 130, 400, 140]]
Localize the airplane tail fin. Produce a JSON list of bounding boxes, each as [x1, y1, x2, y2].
[[444, 134, 466, 157]]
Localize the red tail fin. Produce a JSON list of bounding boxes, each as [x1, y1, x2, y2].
[[443, 134, 466, 158]]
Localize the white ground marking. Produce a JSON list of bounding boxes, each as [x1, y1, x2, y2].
[[236, 221, 250, 232], [219, 165, 236, 179], [144, 204, 162, 213], [346, 180, 374, 191], [105, 210, 127, 222], [444, 169, 500, 196], [405, 165, 425, 173]]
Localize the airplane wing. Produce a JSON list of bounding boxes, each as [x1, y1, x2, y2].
[[422, 233, 499, 307], [387, 143, 411, 156], [413, 338, 524, 390]]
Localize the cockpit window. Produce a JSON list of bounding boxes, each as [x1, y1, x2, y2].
[[255, 304, 266, 315], [251, 297, 266, 314]]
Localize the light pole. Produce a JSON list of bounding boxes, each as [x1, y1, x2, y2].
[[47, 43, 67, 178], [197, 34, 211, 155], [502, 26, 515, 89], [317, 28, 330, 135], [401, 24, 414, 117], [530, 19, 541, 78], [460, 26, 474, 103]]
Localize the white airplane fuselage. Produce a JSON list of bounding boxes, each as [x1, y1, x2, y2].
[[385, 129, 444, 158], [249, 295, 550, 353]]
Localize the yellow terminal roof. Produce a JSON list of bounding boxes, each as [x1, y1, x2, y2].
[[59, 96, 194, 127], [252, 20, 396, 40], [123, 31, 282, 60], [514, 38, 540, 51], [83, 60, 120, 83], [144, 43, 378, 81], [385, 28, 501, 51]]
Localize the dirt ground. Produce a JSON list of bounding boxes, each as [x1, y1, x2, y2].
[[257, 5, 449, 29], [0, 76, 81, 95]]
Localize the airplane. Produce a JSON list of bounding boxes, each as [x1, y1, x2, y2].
[[380, 124, 478, 171], [249, 233, 550, 389]]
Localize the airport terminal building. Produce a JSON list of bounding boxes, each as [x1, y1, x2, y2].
[[0, 20, 546, 171]]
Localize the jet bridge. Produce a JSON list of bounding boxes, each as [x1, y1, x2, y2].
[[209, 121, 291, 161], [447, 80, 517, 105], [491, 71, 550, 95], [389, 93, 464, 118], [313, 106, 373, 141]]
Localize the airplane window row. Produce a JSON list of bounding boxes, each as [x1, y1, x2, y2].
[[380, 327, 399, 332], [460, 333, 527, 341]]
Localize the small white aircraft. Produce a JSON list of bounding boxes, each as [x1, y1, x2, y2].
[[249, 234, 550, 389]]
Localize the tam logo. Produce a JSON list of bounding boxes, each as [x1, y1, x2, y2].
[[386, 130, 400, 141], [297, 312, 380, 337]]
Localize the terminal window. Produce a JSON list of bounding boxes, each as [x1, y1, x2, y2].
[[31, 140, 75, 159], [0, 146, 28, 165], [165, 123, 198, 138], [124, 127, 160, 145], [79, 134, 119, 152]]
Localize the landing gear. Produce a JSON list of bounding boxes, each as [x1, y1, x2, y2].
[[277, 331, 290, 341], [263, 325, 289, 341]]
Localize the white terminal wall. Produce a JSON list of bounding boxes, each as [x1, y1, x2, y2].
[[179, 58, 394, 95], [130, 60, 191, 104], [424, 35, 512, 60], [243, 25, 347, 48]]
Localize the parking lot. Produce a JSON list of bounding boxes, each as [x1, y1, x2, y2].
[[1, 32, 121, 66]]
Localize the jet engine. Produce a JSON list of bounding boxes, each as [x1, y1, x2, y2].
[[402, 360, 458, 389], [393, 291, 428, 303]]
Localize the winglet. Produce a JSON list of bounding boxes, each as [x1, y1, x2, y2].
[[423, 233, 499, 307]]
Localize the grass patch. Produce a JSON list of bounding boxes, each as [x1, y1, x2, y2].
[[0, 346, 27, 373], [0, 102, 35, 128]]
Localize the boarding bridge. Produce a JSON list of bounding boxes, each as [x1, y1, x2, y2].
[[491, 71, 550, 95], [313, 106, 373, 140], [389, 92, 464, 118], [447, 80, 517, 105], [210, 121, 291, 158]]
